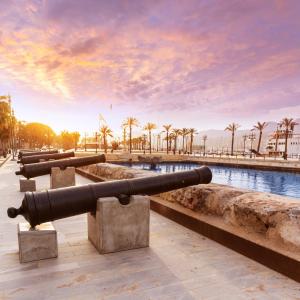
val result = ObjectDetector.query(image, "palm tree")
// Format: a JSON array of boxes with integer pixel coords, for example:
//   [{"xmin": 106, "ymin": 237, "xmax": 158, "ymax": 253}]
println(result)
[
  {"xmin": 172, "ymin": 129, "xmax": 181, "ymax": 154},
  {"xmin": 181, "ymin": 128, "xmax": 189, "ymax": 153},
  {"xmin": 121, "ymin": 123, "xmax": 127, "ymax": 151},
  {"xmin": 163, "ymin": 124, "xmax": 172, "ymax": 154},
  {"xmin": 100, "ymin": 125, "xmax": 113, "ymax": 153},
  {"xmin": 123, "ymin": 117, "xmax": 139, "ymax": 153},
  {"xmin": 143, "ymin": 122, "xmax": 157, "ymax": 154},
  {"xmin": 279, "ymin": 118, "xmax": 298, "ymax": 160},
  {"xmin": 189, "ymin": 128, "xmax": 197, "ymax": 154},
  {"xmin": 72, "ymin": 131, "xmax": 80, "ymax": 151},
  {"xmin": 203, "ymin": 135, "xmax": 207, "ymax": 155},
  {"xmin": 168, "ymin": 132, "xmax": 176, "ymax": 152},
  {"xmin": 225, "ymin": 123, "xmax": 240, "ymax": 156},
  {"xmin": 253, "ymin": 122, "xmax": 268, "ymax": 153}
]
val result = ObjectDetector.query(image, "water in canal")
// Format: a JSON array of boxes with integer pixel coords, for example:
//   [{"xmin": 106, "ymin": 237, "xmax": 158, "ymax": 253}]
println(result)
[{"xmin": 119, "ymin": 162, "xmax": 300, "ymax": 199}]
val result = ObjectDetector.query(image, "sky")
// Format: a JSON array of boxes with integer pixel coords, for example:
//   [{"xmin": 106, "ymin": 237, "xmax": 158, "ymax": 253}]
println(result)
[{"xmin": 0, "ymin": 0, "xmax": 300, "ymax": 136}]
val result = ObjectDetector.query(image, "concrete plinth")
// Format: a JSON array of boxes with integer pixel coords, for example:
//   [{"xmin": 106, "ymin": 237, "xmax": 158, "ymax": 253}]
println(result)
[
  {"xmin": 50, "ymin": 167, "xmax": 75, "ymax": 189},
  {"xmin": 88, "ymin": 196, "xmax": 150, "ymax": 254},
  {"xmin": 19, "ymin": 178, "xmax": 36, "ymax": 192},
  {"xmin": 18, "ymin": 222, "xmax": 58, "ymax": 263}
]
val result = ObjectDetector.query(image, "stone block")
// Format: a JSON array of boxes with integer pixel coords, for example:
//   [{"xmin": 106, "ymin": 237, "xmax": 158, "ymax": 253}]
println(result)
[
  {"xmin": 88, "ymin": 196, "xmax": 150, "ymax": 254},
  {"xmin": 50, "ymin": 167, "xmax": 75, "ymax": 189},
  {"xmin": 18, "ymin": 222, "xmax": 58, "ymax": 263},
  {"xmin": 19, "ymin": 178, "xmax": 36, "ymax": 192}
]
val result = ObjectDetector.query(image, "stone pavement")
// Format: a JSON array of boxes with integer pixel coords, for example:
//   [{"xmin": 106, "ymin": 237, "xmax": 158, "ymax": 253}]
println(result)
[
  {"xmin": 0, "ymin": 155, "xmax": 10, "ymax": 167},
  {"xmin": 0, "ymin": 160, "xmax": 299, "ymax": 299}
]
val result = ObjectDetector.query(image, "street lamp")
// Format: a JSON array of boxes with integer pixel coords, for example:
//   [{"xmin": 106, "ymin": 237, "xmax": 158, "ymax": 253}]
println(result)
[
  {"xmin": 242, "ymin": 135, "xmax": 247, "ymax": 156},
  {"xmin": 202, "ymin": 135, "xmax": 207, "ymax": 156},
  {"xmin": 248, "ymin": 130, "xmax": 256, "ymax": 158}
]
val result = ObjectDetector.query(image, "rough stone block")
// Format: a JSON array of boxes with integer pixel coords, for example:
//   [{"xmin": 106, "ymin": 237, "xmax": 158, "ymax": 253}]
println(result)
[
  {"xmin": 19, "ymin": 178, "xmax": 36, "ymax": 192},
  {"xmin": 50, "ymin": 167, "xmax": 75, "ymax": 189},
  {"xmin": 88, "ymin": 196, "xmax": 150, "ymax": 254},
  {"xmin": 18, "ymin": 222, "xmax": 58, "ymax": 263}
]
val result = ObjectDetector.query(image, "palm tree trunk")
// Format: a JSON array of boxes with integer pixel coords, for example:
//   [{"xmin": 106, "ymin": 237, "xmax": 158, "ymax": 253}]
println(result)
[
  {"xmin": 149, "ymin": 130, "xmax": 152, "ymax": 154},
  {"xmin": 231, "ymin": 132, "xmax": 234, "ymax": 156},
  {"xmin": 284, "ymin": 129, "xmax": 288, "ymax": 160},
  {"xmin": 174, "ymin": 137, "xmax": 177, "ymax": 153},
  {"xmin": 166, "ymin": 132, "xmax": 169, "ymax": 154},
  {"xmin": 104, "ymin": 135, "xmax": 107, "ymax": 153},
  {"xmin": 257, "ymin": 131, "xmax": 262, "ymax": 153},
  {"xmin": 182, "ymin": 136, "xmax": 185, "ymax": 152},
  {"xmin": 129, "ymin": 126, "xmax": 132, "ymax": 153},
  {"xmin": 190, "ymin": 135, "xmax": 193, "ymax": 153}
]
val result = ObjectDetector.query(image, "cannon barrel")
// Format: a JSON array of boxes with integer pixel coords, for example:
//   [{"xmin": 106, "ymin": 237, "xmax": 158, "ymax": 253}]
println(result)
[
  {"xmin": 18, "ymin": 152, "xmax": 75, "ymax": 164},
  {"xmin": 8, "ymin": 166, "xmax": 212, "ymax": 227},
  {"xmin": 18, "ymin": 150, "xmax": 58, "ymax": 159},
  {"xmin": 15, "ymin": 155, "xmax": 106, "ymax": 178}
]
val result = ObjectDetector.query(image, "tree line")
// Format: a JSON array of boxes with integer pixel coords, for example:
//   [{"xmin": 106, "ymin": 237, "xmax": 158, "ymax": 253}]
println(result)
[
  {"xmin": 1, "ymin": 97, "xmax": 298, "ymax": 160},
  {"xmin": 225, "ymin": 118, "xmax": 298, "ymax": 160}
]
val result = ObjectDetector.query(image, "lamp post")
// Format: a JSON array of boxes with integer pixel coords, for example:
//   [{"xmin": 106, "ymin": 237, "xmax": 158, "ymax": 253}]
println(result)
[
  {"xmin": 242, "ymin": 135, "xmax": 247, "ymax": 156},
  {"xmin": 202, "ymin": 135, "xmax": 207, "ymax": 156},
  {"xmin": 275, "ymin": 124, "xmax": 280, "ymax": 154},
  {"xmin": 11, "ymin": 108, "xmax": 16, "ymax": 161},
  {"xmin": 248, "ymin": 130, "xmax": 256, "ymax": 158}
]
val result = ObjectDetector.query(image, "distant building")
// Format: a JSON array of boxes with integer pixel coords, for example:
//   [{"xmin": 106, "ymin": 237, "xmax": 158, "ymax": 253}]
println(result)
[{"xmin": 266, "ymin": 125, "xmax": 300, "ymax": 157}]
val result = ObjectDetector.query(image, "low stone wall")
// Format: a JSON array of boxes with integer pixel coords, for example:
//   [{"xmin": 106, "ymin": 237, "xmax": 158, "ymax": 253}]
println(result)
[
  {"xmin": 80, "ymin": 163, "xmax": 156, "ymax": 180},
  {"xmin": 161, "ymin": 184, "xmax": 300, "ymax": 251},
  {"xmin": 79, "ymin": 163, "xmax": 300, "ymax": 251},
  {"xmin": 75, "ymin": 151, "xmax": 300, "ymax": 172}
]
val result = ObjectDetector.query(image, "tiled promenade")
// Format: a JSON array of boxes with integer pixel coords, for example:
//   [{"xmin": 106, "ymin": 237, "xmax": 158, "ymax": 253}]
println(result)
[{"xmin": 0, "ymin": 159, "xmax": 299, "ymax": 299}]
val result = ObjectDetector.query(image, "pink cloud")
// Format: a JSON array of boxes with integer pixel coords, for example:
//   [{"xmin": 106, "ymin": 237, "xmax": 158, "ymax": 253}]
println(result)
[{"xmin": 0, "ymin": 0, "xmax": 299, "ymax": 129}]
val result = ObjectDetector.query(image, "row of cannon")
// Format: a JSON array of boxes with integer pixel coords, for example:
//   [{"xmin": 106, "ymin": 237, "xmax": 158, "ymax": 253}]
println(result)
[{"xmin": 9, "ymin": 149, "xmax": 212, "ymax": 228}]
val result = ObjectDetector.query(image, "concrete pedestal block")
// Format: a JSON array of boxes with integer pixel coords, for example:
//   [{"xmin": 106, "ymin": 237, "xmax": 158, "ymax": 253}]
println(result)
[
  {"xmin": 19, "ymin": 178, "xmax": 36, "ymax": 192},
  {"xmin": 18, "ymin": 222, "xmax": 58, "ymax": 263},
  {"xmin": 88, "ymin": 196, "xmax": 150, "ymax": 254},
  {"xmin": 50, "ymin": 167, "xmax": 75, "ymax": 189}
]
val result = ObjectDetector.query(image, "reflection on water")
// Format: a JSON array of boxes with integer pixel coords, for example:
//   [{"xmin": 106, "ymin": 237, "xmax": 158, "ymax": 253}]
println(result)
[{"xmin": 120, "ymin": 163, "xmax": 300, "ymax": 199}]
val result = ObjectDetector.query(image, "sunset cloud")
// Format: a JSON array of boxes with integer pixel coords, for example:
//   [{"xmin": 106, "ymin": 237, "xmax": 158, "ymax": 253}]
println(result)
[{"xmin": 0, "ymin": 0, "xmax": 299, "ymax": 132}]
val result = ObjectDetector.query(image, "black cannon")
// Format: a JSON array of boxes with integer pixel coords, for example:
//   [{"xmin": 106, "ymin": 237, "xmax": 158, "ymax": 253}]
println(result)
[
  {"xmin": 15, "ymin": 155, "xmax": 106, "ymax": 179},
  {"xmin": 18, "ymin": 150, "xmax": 59, "ymax": 159},
  {"xmin": 18, "ymin": 152, "xmax": 75, "ymax": 165},
  {"xmin": 8, "ymin": 166, "xmax": 212, "ymax": 227}
]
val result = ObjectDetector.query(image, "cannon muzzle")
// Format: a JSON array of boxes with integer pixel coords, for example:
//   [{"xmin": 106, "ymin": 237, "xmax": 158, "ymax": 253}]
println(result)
[
  {"xmin": 8, "ymin": 166, "xmax": 212, "ymax": 227},
  {"xmin": 15, "ymin": 154, "xmax": 106, "ymax": 178}
]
